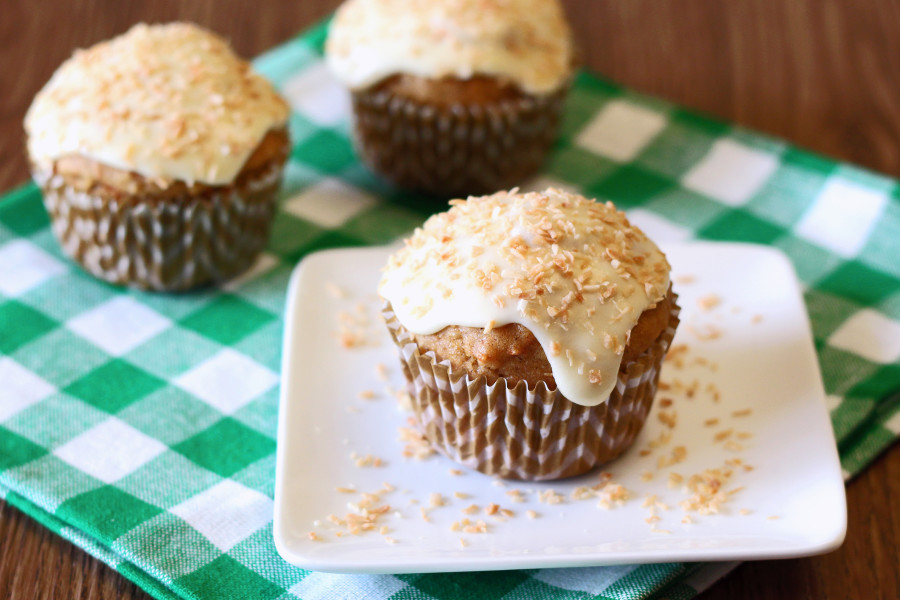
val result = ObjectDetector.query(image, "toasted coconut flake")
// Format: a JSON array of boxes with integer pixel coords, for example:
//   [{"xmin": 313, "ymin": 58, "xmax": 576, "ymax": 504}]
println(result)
[
  {"xmin": 506, "ymin": 489, "xmax": 526, "ymax": 503},
  {"xmin": 668, "ymin": 472, "xmax": 684, "ymax": 489},
  {"xmin": 398, "ymin": 426, "xmax": 435, "ymax": 460},
  {"xmin": 697, "ymin": 294, "xmax": 721, "ymax": 311},
  {"xmin": 595, "ymin": 482, "xmax": 631, "ymax": 509},
  {"xmin": 657, "ymin": 446, "xmax": 687, "ymax": 469},
  {"xmin": 539, "ymin": 489, "xmax": 565, "ymax": 504},
  {"xmin": 325, "ymin": 282, "xmax": 347, "ymax": 299},
  {"xmin": 571, "ymin": 486, "xmax": 595, "ymax": 500},
  {"xmin": 375, "ymin": 362, "xmax": 389, "ymax": 380},
  {"xmin": 658, "ymin": 410, "xmax": 677, "ymax": 429},
  {"xmin": 724, "ymin": 440, "xmax": 744, "ymax": 452},
  {"xmin": 686, "ymin": 323, "xmax": 723, "ymax": 341},
  {"xmin": 462, "ymin": 520, "xmax": 489, "ymax": 534},
  {"xmin": 714, "ymin": 428, "xmax": 734, "ymax": 443}
]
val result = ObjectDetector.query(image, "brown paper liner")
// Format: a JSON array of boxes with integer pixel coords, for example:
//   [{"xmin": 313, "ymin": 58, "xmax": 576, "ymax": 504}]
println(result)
[
  {"xmin": 384, "ymin": 295, "xmax": 680, "ymax": 481},
  {"xmin": 32, "ymin": 159, "xmax": 284, "ymax": 292},
  {"xmin": 351, "ymin": 83, "xmax": 568, "ymax": 198}
]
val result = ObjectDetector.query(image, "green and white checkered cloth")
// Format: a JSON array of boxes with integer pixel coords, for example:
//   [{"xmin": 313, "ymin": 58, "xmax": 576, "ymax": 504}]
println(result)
[{"xmin": 2, "ymin": 19, "xmax": 899, "ymax": 600}]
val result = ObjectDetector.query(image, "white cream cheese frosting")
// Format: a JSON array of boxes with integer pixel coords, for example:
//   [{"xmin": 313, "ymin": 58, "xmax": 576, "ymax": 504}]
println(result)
[
  {"xmin": 325, "ymin": 0, "xmax": 574, "ymax": 95},
  {"xmin": 379, "ymin": 189, "xmax": 671, "ymax": 407},
  {"xmin": 25, "ymin": 23, "xmax": 290, "ymax": 186}
]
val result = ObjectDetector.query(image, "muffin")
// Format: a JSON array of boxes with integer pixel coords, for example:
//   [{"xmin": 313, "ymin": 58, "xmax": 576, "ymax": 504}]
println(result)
[
  {"xmin": 326, "ymin": 0, "xmax": 574, "ymax": 197},
  {"xmin": 379, "ymin": 189, "xmax": 680, "ymax": 480},
  {"xmin": 24, "ymin": 23, "xmax": 290, "ymax": 291}
]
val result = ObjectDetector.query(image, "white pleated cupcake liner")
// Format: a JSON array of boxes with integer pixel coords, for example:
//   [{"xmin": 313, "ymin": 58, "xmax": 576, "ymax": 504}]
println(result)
[
  {"xmin": 33, "ymin": 160, "xmax": 284, "ymax": 291},
  {"xmin": 351, "ymin": 83, "xmax": 568, "ymax": 197},
  {"xmin": 384, "ymin": 295, "xmax": 680, "ymax": 481}
]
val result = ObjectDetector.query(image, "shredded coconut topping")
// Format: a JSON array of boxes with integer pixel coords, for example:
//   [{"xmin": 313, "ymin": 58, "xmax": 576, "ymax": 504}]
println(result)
[
  {"xmin": 379, "ymin": 188, "xmax": 671, "ymax": 406},
  {"xmin": 325, "ymin": 0, "xmax": 573, "ymax": 94},
  {"xmin": 25, "ymin": 23, "xmax": 289, "ymax": 185}
]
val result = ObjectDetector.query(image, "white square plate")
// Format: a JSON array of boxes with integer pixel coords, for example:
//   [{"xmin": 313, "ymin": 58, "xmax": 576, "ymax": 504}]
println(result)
[{"xmin": 274, "ymin": 242, "xmax": 846, "ymax": 573}]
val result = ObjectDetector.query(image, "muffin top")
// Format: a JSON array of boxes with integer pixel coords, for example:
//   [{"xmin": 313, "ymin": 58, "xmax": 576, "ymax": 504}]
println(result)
[
  {"xmin": 325, "ymin": 0, "xmax": 574, "ymax": 95},
  {"xmin": 379, "ymin": 189, "xmax": 671, "ymax": 406},
  {"xmin": 25, "ymin": 23, "xmax": 290, "ymax": 186}
]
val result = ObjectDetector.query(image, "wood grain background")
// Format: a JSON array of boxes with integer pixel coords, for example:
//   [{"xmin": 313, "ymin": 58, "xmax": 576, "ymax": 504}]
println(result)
[{"xmin": 1, "ymin": 1, "xmax": 898, "ymax": 598}]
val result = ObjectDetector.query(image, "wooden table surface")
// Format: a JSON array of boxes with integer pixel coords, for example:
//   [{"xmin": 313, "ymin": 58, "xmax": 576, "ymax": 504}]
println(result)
[{"xmin": 1, "ymin": 1, "xmax": 898, "ymax": 598}]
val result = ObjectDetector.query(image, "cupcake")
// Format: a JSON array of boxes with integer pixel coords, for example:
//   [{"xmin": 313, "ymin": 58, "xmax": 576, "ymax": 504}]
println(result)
[
  {"xmin": 379, "ymin": 189, "xmax": 680, "ymax": 481},
  {"xmin": 24, "ymin": 23, "xmax": 290, "ymax": 291},
  {"xmin": 326, "ymin": 0, "xmax": 574, "ymax": 197}
]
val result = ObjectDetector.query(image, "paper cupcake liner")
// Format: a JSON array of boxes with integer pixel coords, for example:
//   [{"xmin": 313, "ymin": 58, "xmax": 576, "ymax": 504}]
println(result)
[
  {"xmin": 384, "ymin": 296, "xmax": 680, "ymax": 481},
  {"xmin": 32, "ymin": 160, "xmax": 284, "ymax": 291},
  {"xmin": 351, "ymin": 84, "xmax": 568, "ymax": 197}
]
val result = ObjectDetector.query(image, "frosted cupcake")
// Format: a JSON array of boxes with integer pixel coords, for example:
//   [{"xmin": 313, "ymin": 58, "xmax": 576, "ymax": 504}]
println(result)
[
  {"xmin": 326, "ymin": 0, "xmax": 574, "ymax": 197},
  {"xmin": 25, "ymin": 23, "xmax": 290, "ymax": 291},
  {"xmin": 380, "ymin": 189, "xmax": 680, "ymax": 480}
]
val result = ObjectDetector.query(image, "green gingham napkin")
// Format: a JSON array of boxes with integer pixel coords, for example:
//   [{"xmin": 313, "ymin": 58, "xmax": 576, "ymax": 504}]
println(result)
[{"xmin": 2, "ymin": 19, "xmax": 899, "ymax": 600}]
